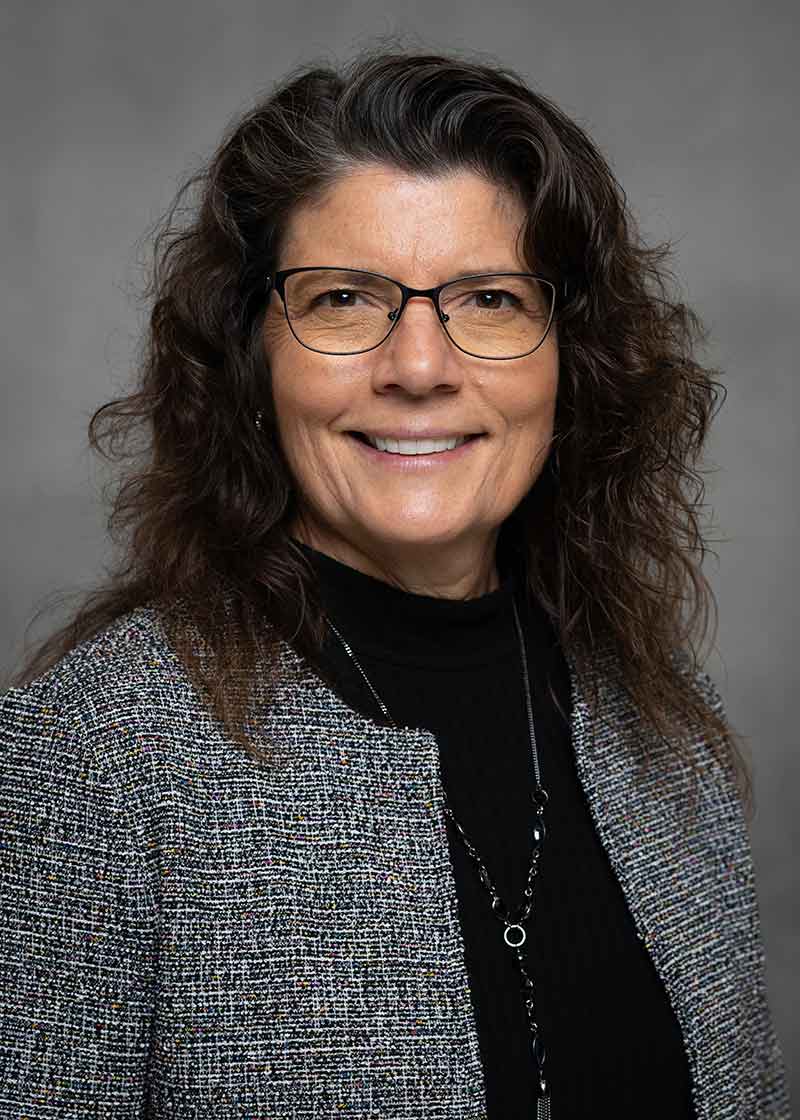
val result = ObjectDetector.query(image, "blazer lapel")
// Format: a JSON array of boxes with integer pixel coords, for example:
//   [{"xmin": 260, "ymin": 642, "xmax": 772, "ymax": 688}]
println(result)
[{"xmin": 563, "ymin": 644, "xmax": 744, "ymax": 1119}]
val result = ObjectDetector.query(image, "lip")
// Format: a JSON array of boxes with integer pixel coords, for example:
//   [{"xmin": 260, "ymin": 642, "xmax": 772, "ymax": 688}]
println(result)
[{"xmin": 347, "ymin": 431, "xmax": 486, "ymax": 469}]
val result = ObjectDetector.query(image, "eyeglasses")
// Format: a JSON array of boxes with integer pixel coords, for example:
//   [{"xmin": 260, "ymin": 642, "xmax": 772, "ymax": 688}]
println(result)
[{"xmin": 265, "ymin": 267, "xmax": 558, "ymax": 360}]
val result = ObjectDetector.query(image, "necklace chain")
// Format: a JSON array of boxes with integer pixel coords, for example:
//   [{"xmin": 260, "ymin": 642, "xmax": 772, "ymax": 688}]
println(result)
[{"xmin": 325, "ymin": 596, "xmax": 552, "ymax": 1115}]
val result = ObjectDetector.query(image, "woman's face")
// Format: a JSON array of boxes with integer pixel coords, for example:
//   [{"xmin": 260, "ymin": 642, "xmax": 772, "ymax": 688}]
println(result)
[{"xmin": 263, "ymin": 164, "xmax": 559, "ymax": 592}]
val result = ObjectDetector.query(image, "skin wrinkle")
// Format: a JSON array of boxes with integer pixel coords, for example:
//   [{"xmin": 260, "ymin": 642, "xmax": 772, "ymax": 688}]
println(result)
[{"xmin": 263, "ymin": 164, "xmax": 559, "ymax": 600}]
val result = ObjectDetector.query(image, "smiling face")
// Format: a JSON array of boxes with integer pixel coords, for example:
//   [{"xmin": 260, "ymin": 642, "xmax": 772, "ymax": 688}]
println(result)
[{"xmin": 262, "ymin": 164, "xmax": 559, "ymax": 596}]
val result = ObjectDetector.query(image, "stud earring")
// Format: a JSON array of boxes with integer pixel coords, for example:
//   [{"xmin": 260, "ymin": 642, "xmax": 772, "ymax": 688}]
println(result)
[{"xmin": 255, "ymin": 410, "xmax": 263, "ymax": 431}]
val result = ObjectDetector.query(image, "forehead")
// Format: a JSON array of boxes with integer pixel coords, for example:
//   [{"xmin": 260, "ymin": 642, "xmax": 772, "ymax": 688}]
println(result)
[{"xmin": 278, "ymin": 164, "xmax": 529, "ymax": 278}]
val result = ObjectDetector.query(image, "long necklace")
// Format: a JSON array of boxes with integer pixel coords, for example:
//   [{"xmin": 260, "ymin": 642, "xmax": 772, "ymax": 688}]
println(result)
[{"xmin": 325, "ymin": 596, "xmax": 552, "ymax": 1119}]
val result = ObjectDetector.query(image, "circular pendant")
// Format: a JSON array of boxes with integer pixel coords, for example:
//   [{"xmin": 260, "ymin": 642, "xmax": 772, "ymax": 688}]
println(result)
[{"xmin": 503, "ymin": 923, "xmax": 526, "ymax": 948}]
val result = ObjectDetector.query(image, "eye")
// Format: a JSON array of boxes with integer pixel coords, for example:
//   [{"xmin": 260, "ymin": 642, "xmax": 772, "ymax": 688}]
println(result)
[
  {"xmin": 472, "ymin": 289, "xmax": 520, "ymax": 310},
  {"xmin": 316, "ymin": 289, "xmax": 362, "ymax": 308}
]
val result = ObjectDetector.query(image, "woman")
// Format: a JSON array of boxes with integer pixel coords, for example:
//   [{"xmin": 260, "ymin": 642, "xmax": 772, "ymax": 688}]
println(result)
[{"xmin": 0, "ymin": 48, "xmax": 790, "ymax": 1120}]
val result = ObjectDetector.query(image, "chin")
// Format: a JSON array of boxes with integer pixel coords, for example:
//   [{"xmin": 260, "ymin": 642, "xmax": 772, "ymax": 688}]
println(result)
[{"xmin": 356, "ymin": 522, "xmax": 485, "ymax": 552}]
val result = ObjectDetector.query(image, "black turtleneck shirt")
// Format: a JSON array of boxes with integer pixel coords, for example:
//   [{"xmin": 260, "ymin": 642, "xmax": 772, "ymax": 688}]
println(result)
[{"xmin": 295, "ymin": 540, "xmax": 696, "ymax": 1119}]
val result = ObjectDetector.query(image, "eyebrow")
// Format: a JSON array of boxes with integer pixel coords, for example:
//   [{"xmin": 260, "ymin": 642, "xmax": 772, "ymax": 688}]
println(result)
[
  {"xmin": 306, "ymin": 264, "xmax": 530, "ymax": 280},
  {"xmin": 448, "ymin": 265, "xmax": 527, "ymax": 277}
]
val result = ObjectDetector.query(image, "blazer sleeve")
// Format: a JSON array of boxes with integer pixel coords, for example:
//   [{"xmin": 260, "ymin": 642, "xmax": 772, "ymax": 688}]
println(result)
[
  {"xmin": 692, "ymin": 666, "xmax": 793, "ymax": 1120},
  {"xmin": 0, "ymin": 682, "xmax": 158, "ymax": 1118}
]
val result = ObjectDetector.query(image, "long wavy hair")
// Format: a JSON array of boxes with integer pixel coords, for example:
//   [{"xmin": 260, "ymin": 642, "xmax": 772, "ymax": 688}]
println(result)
[{"xmin": 9, "ymin": 46, "xmax": 753, "ymax": 817}]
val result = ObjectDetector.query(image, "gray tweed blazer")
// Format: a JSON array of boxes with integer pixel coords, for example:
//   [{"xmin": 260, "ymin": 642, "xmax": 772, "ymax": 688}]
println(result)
[{"xmin": 0, "ymin": 605, "xmax": 790, "ymax": 1119}]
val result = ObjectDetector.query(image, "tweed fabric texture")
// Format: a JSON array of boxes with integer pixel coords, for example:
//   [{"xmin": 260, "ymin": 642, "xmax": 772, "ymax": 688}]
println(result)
[{"xmin": 0, "ymin": 605, "xmax": 790, "ymax": 1119}]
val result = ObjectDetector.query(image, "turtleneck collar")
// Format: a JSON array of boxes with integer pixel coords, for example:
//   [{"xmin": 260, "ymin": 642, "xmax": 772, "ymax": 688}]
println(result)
[{"xmin": 292, "ymin": 538, "xmax": 554, "ymax": 670}]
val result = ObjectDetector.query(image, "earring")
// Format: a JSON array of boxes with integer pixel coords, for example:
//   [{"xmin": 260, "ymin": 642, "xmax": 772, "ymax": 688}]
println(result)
[{"xmin": 255, "ymin": 410, "xmax": 263, "ymax": 431}]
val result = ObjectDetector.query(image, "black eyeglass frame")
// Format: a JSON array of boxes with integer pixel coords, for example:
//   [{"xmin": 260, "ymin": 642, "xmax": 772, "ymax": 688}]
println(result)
[{"xmin": 265, "ymin": 266, "xmax": 562, "ymax": 360}]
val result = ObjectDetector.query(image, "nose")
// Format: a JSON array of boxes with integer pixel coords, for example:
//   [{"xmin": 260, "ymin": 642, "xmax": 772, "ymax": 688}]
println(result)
[{"xmin": 370, "ymin": 294, "xmax": 463, "ymax": 396}]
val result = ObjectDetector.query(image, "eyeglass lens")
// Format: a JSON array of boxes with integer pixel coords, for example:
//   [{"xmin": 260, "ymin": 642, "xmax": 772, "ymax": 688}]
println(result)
[{"xmin": 281, "ymin": 269, "xmax": 554, "ymax": 358}]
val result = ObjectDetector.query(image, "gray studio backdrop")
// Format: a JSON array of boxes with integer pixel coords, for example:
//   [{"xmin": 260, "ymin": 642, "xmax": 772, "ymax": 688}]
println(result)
[{"xmin": 2, "ymin": 0, "xmax": 797, "ymax": 1100}]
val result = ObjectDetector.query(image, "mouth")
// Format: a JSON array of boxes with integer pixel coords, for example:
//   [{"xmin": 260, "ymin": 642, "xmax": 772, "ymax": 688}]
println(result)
[{"xmin": 347, "ymin": 432, "xmax": 485, "ymax": 455}]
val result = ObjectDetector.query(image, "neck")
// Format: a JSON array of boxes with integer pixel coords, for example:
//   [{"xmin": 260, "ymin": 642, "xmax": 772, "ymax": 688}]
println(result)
[{"xmin": 289, "ymin": 521, "xmax": 500, "ymax": 600}]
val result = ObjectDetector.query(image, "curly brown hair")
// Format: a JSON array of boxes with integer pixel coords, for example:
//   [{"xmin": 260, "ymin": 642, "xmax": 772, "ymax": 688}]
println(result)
[{"xmin": 8, "ymin": 46, "xmax": 752, "ymax": 819}]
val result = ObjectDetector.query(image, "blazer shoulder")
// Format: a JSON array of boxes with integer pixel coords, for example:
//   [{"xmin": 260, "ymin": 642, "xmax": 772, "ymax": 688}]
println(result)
[
  {"xmin": 4, "ymin": 604, "xmax": 180, "ymax": 705},
  {"xmin": 667, "ymin": 645, "xmax": 726, "ymax": 713},
  {"xmin": 0, "ymin": 605, "xmax": 202, "ymax": 781},
  {"xmin": 666, "ymin": 646, "xmax": 747, "ymax": 803}
]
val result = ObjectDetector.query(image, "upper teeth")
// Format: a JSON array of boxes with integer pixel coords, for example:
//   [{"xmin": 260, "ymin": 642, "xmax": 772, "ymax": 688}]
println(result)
[{"xmin": 366, "ymin": 435, "xmax": 470, "ymax": 454}]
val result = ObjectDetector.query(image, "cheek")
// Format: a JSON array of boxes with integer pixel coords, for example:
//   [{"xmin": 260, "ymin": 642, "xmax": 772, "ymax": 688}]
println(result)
[
  {"xmin": 500, "ymin": 355, "xmax": 559, "ymax": 486},
  {"xmin": 266, "ymin": 316, "xmax": 372, "ymax": 447},
  {"xmin": 501, "ymin": 348, "xmax": 559, "ymax": 438},
  {"xmin": 268, "ymin": 342, "xmax": 333, "ymax": 446},
  {"xmin": 268, "ymin": 357, "xmax": 359, "ymax": 495}
]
